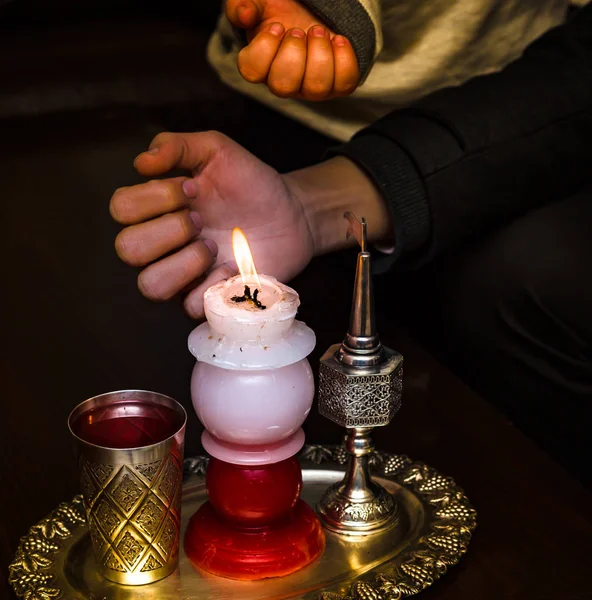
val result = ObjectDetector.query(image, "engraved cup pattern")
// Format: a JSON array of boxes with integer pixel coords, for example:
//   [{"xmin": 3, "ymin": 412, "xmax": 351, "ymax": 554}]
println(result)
[
  {"xmin": 69, "ymin": 390, "xmax": 186, "ymax": 586},
  {"xmin": 80, "ymin": 456, "xmax": 182, "ymax": 580}
]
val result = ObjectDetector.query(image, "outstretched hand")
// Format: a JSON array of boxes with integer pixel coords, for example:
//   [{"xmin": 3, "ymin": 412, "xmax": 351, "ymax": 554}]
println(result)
[
  {"xmin": 226, "ymin": 0, "xmax": 360, "ymax": 100},
  {"xmin": 110, "ymin": 132, "xmax": 315, "ymax": 319}
]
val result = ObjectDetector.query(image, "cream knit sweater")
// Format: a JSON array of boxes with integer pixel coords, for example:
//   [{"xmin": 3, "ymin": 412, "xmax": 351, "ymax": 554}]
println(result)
[{"xmin": 207, "ymin": 1, "xmax": 584, "ymax": 141}]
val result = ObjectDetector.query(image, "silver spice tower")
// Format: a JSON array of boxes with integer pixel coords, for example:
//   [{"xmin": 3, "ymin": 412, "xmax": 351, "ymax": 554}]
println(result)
[{"xmin": 317, "ymin": 213, "xmax": 404, "ymax": 535}]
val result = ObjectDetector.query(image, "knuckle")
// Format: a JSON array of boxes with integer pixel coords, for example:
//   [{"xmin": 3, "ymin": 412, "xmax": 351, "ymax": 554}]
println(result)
[
  {"xmin": 307, "ymin": 51, "xmax": 333, "ymax": 68},
  {"xmin": 143, "ymin": 179, "xmax": 180, "ymax": 211},
  {"xmin": 141, "ymin": 178, "xmax": 165, "ymax": 201},
  {"xmin": 145, "ymin": 178, "xmax": 164, "ymax": 192},
  {"xmin": 158, "ymin": 180, "xmax": 176, "ymax": 207},
  {"xmin": 173, "ymin": 211, "xmax": 195, "ymax": 241},
  {"xmin": 202, "ymin": 130, "xmax": 228, "ymax": 146},
  {"xmin": 240, "ymin": 65, "xmax": 266, "ymax": 83},
  {"xmin": 303, "ymin": 81, "xmax": 331, "ymax": 100},
  {"xmin": 138, "ymin": 270, "xmax": 168, "ymax": 301},
  {"xmin": 110, "ymin": 188, "xmax": 136, "ymax": 223},
  {"xmin": 268, "ymin": 79, "xmax": 298, "ymax": 98},
  {"xmin": 114, "ymin": 230, "xmax": 143, "ymax": 266},
  {"xmin": 238, "ymin": 54, "xmax": 266, "ymax": 83},
  {"xmin": 150, "ymin": 131, "xmax": 174, "ymax": 148},
  {"xmin": 188, "ymin": 242, "xmax": 210, "ymax": 270},
  {"xmin": 335, "ymin": 82, "xmax": 358, "ymax": 96},
  {"xmin": 183, "ymin": 296, "xmax": 201, "ymax": 320}
]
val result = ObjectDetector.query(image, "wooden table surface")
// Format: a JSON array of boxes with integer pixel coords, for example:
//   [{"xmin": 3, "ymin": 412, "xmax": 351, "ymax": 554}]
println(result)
[{"xmin": 1, "ymin": 103, "xmax": 591, "ymax": 600}]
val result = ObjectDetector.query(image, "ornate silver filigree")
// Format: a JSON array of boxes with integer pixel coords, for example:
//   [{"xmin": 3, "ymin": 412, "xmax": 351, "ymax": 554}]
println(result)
[
  {"xmin": 318, "ymin": 353, "xmax": 403, "ymax": 428},
  {"xmin": 320, "ymin": 479, "xmax": 396, "ymax": 526},
  {"xmin": 305, "ymin": 445, "xmax": 477, "ymax": 599}
]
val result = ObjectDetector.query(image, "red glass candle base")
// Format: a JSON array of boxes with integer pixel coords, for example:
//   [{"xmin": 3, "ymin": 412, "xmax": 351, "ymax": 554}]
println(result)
[
  {"xmin": 184, "ymin": 457, "xmax": 325, "ymax": 580},
  {"xmin": 184, "ymin": 499, "xmax": 325, "ymax": 580},
  {"xmin": 206, "ymin": 456, "xmax": 303, "ymax": 527}
]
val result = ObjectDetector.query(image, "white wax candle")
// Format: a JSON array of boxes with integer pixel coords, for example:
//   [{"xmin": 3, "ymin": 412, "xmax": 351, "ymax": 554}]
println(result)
[
  {"xmin": 190, "ymin": 273, "xmax": 315, "ymax": 370},
  {"xmin": 204, "ymin": 274, "xmax": 300, "ymax": 342}
]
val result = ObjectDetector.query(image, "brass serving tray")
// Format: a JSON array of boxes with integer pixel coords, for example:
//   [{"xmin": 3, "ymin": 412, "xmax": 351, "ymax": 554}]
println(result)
[{"xmin": 9, "ymin": 445, "xmax": 476, "ymax": 600}]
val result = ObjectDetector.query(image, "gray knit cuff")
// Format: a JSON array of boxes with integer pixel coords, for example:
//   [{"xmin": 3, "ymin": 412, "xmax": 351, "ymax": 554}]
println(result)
[
  {"xmin": 299, "ymin": 0, "xmax": 376, "ymax": 80},
  {"xmin": 326, "ymin": 133, "xmax": 430, "ymax": 274}
]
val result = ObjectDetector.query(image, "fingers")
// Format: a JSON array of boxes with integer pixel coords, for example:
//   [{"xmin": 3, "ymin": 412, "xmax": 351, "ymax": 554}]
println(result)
[
  {"xmin": 115, "ymin": 209, "xmax": 201, "ymax": 267},
  {"xmin": 138, "ymin": 239, "xmax": 218, "ymax": 302},
  {"xmin": 332, "ymin": 35, "xmax": 360, "ymax": 96},
  {"xmin": 110, "ymin": 177, "xmax": 190, "ymax": 225},
  {"xmin": 301, "ymin": 26, "xmax": 334, "ymax": 101},
  {"xmin": 267, "ymin": 28, "xmax": 307, "ymax": 98},
  {"xmin": 232, "ymin": 14, "xmax": 357, "ymax": 100},
  {"xmin": 226, "ymin": 0, "xmax": 262, "ymax": 29},
  {"xmin": 184, "ymin": 262, "xmax": 239, "ymax": 319},
  {"xmin": 238, "ymin": 23, "xmax": 284, "ymax": 83}
]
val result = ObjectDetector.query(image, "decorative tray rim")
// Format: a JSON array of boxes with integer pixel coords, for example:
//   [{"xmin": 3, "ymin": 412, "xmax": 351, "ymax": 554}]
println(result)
[{"xmin": 9, "ymin": 444, "xmax": 477, "ymax": 600}]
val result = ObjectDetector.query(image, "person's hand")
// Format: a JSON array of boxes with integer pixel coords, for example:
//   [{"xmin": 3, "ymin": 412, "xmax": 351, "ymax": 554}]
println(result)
[
  {"xmin": 226, "ymin": 0, "xmax": 359, "ymax": 100},
  {"xmin": 110, "ymin": 132, "xmax": 392, "ymax": 319},
  {"xmin": 110, "ymin": 132, "xmax": 315, "ymax": 319}
]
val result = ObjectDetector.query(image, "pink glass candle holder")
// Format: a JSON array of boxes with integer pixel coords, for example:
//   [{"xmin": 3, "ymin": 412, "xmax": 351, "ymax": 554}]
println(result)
[{"xmin": 184, "ymin": 272, "xmax": 325, "ymax": 580}]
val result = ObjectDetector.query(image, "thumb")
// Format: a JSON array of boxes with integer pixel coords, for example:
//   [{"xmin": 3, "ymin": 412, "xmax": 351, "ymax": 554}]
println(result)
[
  {"xmin": 184, "ymin": 262, "xmax": 239, "ymax": 320},
  {"xmin": 133, "ymin": 131, "xmax": 231, "ymax": 177},
  {"xmin": 226, "ymin": 0, "xmax": 263, "ymax": 29}
]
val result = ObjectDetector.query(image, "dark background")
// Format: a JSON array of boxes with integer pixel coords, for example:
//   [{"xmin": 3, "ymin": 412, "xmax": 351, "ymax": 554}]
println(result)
[{"xmin": 1, "ymin": 3, "xmax": 591, "ymax": 600}]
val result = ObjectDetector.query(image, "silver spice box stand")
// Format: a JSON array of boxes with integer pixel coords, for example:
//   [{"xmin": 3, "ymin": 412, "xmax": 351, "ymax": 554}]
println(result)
[{"xmin": 317, "ymin": 213, "xmax": 404, "ymax": 536}]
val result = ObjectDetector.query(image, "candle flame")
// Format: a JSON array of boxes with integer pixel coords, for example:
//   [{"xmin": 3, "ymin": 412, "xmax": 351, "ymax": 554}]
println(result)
[{"xmin": 232, "ymin": 228, "xmax": 262, "ymax": 289}]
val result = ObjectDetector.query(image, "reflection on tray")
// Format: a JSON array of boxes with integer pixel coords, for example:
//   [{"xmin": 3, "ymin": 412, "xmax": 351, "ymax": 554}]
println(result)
[{"xmin": 9, "ymin": 448, "xmax": 476, "ymax": 600}]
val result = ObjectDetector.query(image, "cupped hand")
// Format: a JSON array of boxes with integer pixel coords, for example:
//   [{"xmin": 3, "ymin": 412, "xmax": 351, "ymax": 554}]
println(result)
[
  {"xmin": 226, "ymin": 0, "xmax": 359, "ymax": 100},
  {"xmin": 110, "ymin": 132, "xmax": 315, "ymax": 319}
]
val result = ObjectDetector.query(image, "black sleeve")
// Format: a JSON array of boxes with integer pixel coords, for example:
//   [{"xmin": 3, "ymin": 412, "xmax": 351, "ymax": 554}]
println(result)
[{"xmin": 329, "ymin": 5, "xmax": 592, "ymax": 273}]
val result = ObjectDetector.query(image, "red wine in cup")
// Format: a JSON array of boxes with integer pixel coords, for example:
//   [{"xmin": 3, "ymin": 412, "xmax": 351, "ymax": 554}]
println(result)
[{"xmin": 71, "ymin": 402, "xmax": 182, "ymax": 449}]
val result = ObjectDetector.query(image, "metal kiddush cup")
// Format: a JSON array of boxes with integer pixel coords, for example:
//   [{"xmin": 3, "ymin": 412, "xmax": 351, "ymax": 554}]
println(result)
[
  {"xmin": 68, "ymin": 390, "xmax": 187, "ymax": 585},
  {"xmin": 318, "ymin": 213, "xmax": 404, "ymax": 535}
]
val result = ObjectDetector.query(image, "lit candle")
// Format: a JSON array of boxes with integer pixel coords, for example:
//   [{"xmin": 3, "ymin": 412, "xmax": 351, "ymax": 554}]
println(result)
[
  {"xmin": 185, "ymin": 229, "xmax": 324, "ymax": 580},
  {"xmin": 189, "ymin": 229, "xmax": 314, "ymax": 370},
  {"xmin": 188, "ymin": 229, "xmax": 316, "ymax": 462}
]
